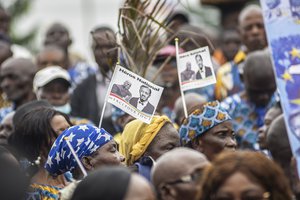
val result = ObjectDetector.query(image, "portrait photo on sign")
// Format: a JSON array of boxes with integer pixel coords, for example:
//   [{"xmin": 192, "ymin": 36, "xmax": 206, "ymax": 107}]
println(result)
[
  {"xmin": 177, "ymin": 46, "xmax": 216, "ymax": 91},
  {"xmin": 107, "ymin": 65, "xmax": 163, "ymax": 124},
  {"xmin": 111, "ymin": 80, "xmax": 132, "ymax": 102}
]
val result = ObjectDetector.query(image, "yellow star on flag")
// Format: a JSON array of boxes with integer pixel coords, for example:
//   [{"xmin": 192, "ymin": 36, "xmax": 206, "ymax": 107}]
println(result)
[
  {"xmin": 282, "ymin": 70, "xmax": 293, "ymax": 82},
  {"xmin": 290, "ymin": 99, "xmax": 300, "ymax": 105},
  {"xmin": 290, "ymin": 47, "xmax": 300, "ymax": 59}
]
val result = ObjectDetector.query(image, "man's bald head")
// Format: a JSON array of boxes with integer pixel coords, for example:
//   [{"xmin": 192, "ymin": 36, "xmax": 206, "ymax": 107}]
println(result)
[
  {"xmin": 151, "ymin": 147, "xmax": 209, "ymax": 200},
  {"xmin": 267, "ymin": 115, "xmax": 292, "ymax": 165},
  {"xmin": 1, "ymin": 58, "xmax": 37, "ymax": 75},
  {"xmin": 0, "ymin": 58, "xmax": 37, "ymax": 104},
  {"xmin": 243, "ymin": 50, "xmax": 276, "ymax": 107}
]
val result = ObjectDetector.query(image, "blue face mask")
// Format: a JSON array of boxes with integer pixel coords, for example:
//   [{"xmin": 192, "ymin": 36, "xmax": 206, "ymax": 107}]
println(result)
[{"xmin": 53, "ymin": 103, "xmax": 71, "ymax": 114}]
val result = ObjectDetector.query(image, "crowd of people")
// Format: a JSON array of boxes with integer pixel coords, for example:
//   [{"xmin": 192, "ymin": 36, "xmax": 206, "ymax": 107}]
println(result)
[{"xmin": 0, "ymin": 2, "xmax": 299, "ymax": 200}]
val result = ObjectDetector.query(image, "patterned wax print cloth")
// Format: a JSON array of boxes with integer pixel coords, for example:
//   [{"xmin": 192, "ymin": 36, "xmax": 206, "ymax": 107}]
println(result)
[
  {"xmin": 179, "ymin": 101, "xmax": 231, "ymax": 145},
  {"xmin": 221, "ymin": 93, "xmax": 275, "ymax": 149}
]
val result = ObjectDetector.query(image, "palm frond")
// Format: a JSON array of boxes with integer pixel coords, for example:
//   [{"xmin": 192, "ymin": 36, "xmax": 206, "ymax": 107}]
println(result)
[{"xmin": 118, "ymin": 0, "xmax": 179, "ymax": 78}]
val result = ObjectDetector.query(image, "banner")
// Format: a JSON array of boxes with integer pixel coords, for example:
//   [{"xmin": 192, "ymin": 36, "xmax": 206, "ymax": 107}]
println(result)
[
  {"xmin": 107, "ymin": 65, "xmax": 163, "ymax": 124},
  {"xmin": 260, "ymin": 0, "xmax": 300, "ymax": 173},
  {"xmin": 177, "ymin": 46, "xmax": 216, "ymax": 91}
]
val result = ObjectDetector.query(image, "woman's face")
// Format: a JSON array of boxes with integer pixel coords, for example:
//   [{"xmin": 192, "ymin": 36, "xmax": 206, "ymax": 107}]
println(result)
[
  {"xmin": 50, "ymin": 114, "xmax": 71, "ymax": 136},
  {"xmin": 89, "ymin": 140, "xmax": 125, "ymax": 169},
  {"xmin": 213, "ymin": 172, "xmax": 269, "ymax": 200},
  {"xmin": 198, "ymin": 121, "xmax": 237, "ymax": 161}
]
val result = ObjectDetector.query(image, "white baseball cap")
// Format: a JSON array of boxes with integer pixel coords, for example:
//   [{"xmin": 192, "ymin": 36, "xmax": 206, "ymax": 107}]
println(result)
[{"xmin": 33, "ymin": 66, "xmax": 71, "ymax": 93}]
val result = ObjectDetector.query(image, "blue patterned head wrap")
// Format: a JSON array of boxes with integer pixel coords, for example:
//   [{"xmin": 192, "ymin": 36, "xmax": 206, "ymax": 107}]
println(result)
[
  {"xmin": 179, "ymin": 101, "xmax": 231, "ymax": 145},
  {"xmin": 45, "ymin": 124, "xmax": 113, "ymax": 176}
]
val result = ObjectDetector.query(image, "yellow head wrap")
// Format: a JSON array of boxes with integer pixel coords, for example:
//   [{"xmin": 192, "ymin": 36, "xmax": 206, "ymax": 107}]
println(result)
[{"xmin": 119, "ymin": 115, "xmax": 171, "ymax": 166}]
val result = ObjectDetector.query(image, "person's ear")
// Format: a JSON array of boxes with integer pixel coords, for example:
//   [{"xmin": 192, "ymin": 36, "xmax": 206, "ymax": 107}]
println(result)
[
  {"xmin": 81, "ymin": 156, "xmax": 93, "ymax": 170},
  {"xmin": 159, "ymin": 184, "xmax": 177, "ymax": 200}
]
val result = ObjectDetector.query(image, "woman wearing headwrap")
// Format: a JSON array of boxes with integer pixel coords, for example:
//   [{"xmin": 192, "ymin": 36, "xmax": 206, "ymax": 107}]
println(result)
[
  {"xmin": 119, "ymin": 115, "xmax": 180, "ymax": 180},
  {"xmin": 45, "ymin": 124, "xmax": 125, "ymax": 200},
  {"xmin": 71, "ymin": 166, "xmax": 155, "ymax": 200},
  {"xmin": 179, "ymin": 101, "xmax": 236, "ymax": 161},
  {"xmin": 45, "ymin": 124, "xmax": 125, "ymax": 179}
]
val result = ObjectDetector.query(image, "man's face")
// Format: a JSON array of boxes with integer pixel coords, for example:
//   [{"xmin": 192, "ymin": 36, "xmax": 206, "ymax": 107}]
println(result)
[
  {"xmin": 239, "ymin": 12, "xmax": 267, "ymax": 52},
  {"xmin": 244, "ymin": 72, "xmax": 276, "ymax": 107},
  {"xmin": 257, "ymin": 107, "xmax": 281, "ymax": 149},
  {"xmin": 36, "ymin": 50, "xmax": 66, "ymax": 70},
  {"xmin": 195, "ymin": 55, "xmax": 203, "ymax": 69},
  {"xmin": 0, "ymin": 63, "xmax": 33, "ymax": 102},
  {"xmin": 39, "ymin": 79, "xmax": 70, "ymax": 106},
  {"xmin": 92, "ymin": 30, "xmax": 117, "ymax": 73},
  {"xmin": 186, "ymin": 62, "xmax": 191, "ymax": 70},
  {"xmin": 45, "ymin": 24, "xmax": 71, "ymax": 50},
  {"xmin": 124, "ymin": 81, "xmax": 131, "ymax": 90},
  {"xmin": 222, "ymin": 31, "xmax": 241, "ymax": 61},
  {"xmin": 139, "ymin": 86, "xmax": 151, "ymax": 102},
  {"xmin": 167, "ymin": 159, "xmax": 209, "ymax": 200}
]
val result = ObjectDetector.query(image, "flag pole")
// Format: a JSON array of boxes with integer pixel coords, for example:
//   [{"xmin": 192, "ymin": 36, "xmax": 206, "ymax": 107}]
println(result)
[
  {"xmin": 64, "ymin": 137, "xmax": 88, "ymax": 177},
  {"xmin": 175, "ymin": 38, "xmax": 188, "ymax": 118},
  {"xmin": 98, "ymin": 63, "xmax": 120, "ymax": 128}
]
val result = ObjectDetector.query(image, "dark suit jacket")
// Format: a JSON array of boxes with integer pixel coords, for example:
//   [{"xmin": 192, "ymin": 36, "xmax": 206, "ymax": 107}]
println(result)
[
  {"xmin": 129, "ymin": 97, "xmax": 154, "ymax": 115},
  {"xmin": 70, "ymin": 74, "xmax": 116, "ymax": 134},
  {"xmin": 111, "ymin": 84, "xmax": 131, "ymax": 98},
  {"xmin": 196, "ymin": 66, "xmax": 212, "ymax": 79}
]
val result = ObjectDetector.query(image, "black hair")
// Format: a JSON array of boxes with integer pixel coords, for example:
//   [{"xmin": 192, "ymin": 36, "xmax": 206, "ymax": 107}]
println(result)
[
  {"xmin": 71, "ymin": 167, "xmax": 131, "ymax": 200},
  {"xmin": 0, "ymin": 145, "xmax": 28, "ymax": 200},
  {"xmin": 166, "ymin": 12, "xmax": 189, "ymax": 25},
  {"xmin": 13, "ymin": 100, "xmax": 52, "ymax": 127},
  {"xmin": 9, "ymin": 107, "xmax": 72, "ymax": 176},
  {"xmin": 140, "ymin": 85, "xmax": 152, "ymax": 96},
  {"xmin": 195, "ymin": 54, "xmax": 203, "ymax": 60},
  {"xmin": 91, "ymin": 26, "xmax": 114, "ymax": 35}
]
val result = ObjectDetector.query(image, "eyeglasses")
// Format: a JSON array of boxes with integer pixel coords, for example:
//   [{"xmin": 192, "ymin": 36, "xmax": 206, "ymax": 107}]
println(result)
[
  {"xmin": 164, "ymin": 168, "xmax": 203, "ymax": 185},
  {"xmin": 211, "ymin": 191, "xmax": 270, "ymax": 200}
]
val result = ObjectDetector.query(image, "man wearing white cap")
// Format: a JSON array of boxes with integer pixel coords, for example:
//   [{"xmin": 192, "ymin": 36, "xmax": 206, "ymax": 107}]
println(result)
[
  {"xmin": 34, "ymin": 66, "xmax": 71, "ymax": 113},
  {"xmin": 33, "ymin": 66, "xmax": 92, "ymax": 125}
]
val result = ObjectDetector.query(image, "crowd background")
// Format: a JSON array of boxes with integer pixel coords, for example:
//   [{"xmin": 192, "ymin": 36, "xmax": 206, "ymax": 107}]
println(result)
[{"xmin": 0, "ymin": 0, "xmax": 299, "ymax": 200}]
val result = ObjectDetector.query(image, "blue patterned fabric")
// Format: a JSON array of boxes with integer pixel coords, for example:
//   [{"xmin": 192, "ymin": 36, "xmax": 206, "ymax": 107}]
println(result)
[
  {"xmin": 45, "ymin": 124, "xmax": 113, "ymax": 176},
  {"xmin": 68, "ymin": 61, "xmax": 97, "ymax": 89},
  {"xmin": 179, "ymin": 101, "xmax": 231, "ymax": 145},
  {"xmin": 221, "ymin": 93, "xmax": 275, "ymax": 149},
  {"xmin": 0, "ymin": 106, "xmax": 13, "ymax": 123},
  {"xmin": 189, "ymin": 84, "xmax": 215, "ymax": 102}
]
